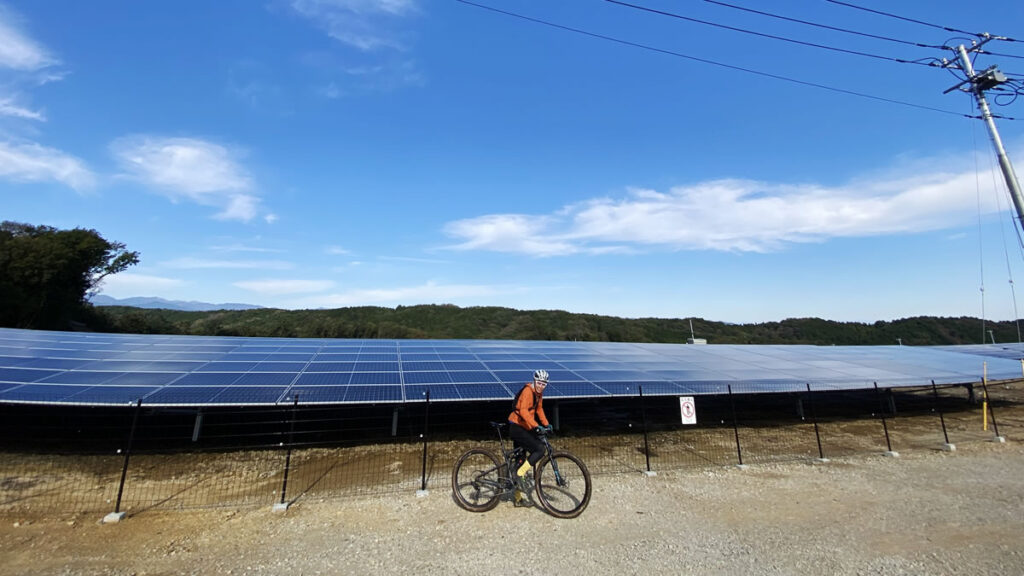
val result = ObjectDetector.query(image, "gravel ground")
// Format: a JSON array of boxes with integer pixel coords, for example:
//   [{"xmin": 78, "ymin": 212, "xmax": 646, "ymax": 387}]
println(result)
[{"xmin": 2, "ymin": 439, "xmax": 1022, "ymax": 575}]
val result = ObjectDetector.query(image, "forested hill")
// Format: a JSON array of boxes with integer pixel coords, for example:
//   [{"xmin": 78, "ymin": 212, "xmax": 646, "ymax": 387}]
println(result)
[{"xmin": 88, "ymin": 304, "xmax": 1021, "ymax": 346}]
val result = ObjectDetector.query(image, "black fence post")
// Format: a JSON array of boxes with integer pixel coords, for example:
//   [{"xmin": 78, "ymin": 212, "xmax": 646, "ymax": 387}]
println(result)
[
  {"xmin": 419, "ymin": 389, "xmax": 431, "ymax": 494},
  {"xmin": 728, "ymin": 385, "xmax": 745, "ymax": 467},
  {"xmin": 873, "ymin": 382, "xmax": 897, "ymax": 456},
  {"xmin": 639, "ymin": 386, "xmax": 653, "ymax": 474},
  {"xmin": 805, "ymin": 384, "xmax": 827, "ymax": 462},
  {"xmin": 931, "ymin": 380, "xmax": 955, "ymax": 450},
  {"xmin": 276, "ymin": 395, "xmax": 299, "ymax": 511},
  {"xmin": 109, "ymin": 398, "xmax": 143, "ymax": 520}
]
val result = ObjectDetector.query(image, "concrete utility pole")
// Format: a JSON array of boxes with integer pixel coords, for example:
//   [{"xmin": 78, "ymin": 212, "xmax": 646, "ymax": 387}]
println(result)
[{"xmin": 946, "ymin": 37, "xmax": 1024, "ymax": 235}]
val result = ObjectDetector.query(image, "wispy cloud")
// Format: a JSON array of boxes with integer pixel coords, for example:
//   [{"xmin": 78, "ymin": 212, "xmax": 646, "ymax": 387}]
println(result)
[
  {"xmin": 211, "ymin": 243, "xmax": 286, "ymax": 254},
  {"xmin": 285, "ymin": 280, "xmax": 506, "ymax": 308},
  {"xmin": 0, "ymin": 140, "xmax": 94, "ymax": 190},
  {"xmin": 317, "ymin": 82, "xmax": 342, "ymax": 99},
  {"xmin": 0, "ymin": 6, "xmax": 89, "ymax": 193},
  {"xmin": 288, "ymin": 0, "xmax": 423, "ymax": 94},
  {"xmin": 110, "ymin": 135, "xmax": 272, "ymax": 222},
  {"xmin": 226, "ymin": 61, "xmax": 293, "ymax": 115},
  {"xmin": 0, "ymin": 5, "xmax": 63, "ymax": 115},
  {"xmin": 289, "ymin": 0, "xmax": 418, "ymax": 51},
  {"xmin": 234, "ymin": 279, "xmax": 335, "ymax": 295},
  {"xmin": 98, "ymin": 273, "xmax": 186, "ymax": 296},
  {"xmin": 325, "ymin": 245, "xmax": 351, "ymax": 255},
  {"xmin": 0, "ymin": 96, "xmax": 44, "ymax": 120},
  {"xmin": 444, "ymin": 166, "xmax": 1007, "ymax": 256},
  {"xmin": 0, "ymin": 5, "xmax": 57, "ymax": 71},
  {"xmin": 162, "ymin": 257, "xmax": 294, "ymax": 270},
  {"xmin": 378, "ymin": 255, "xmax": 453, "ymax": 265}
]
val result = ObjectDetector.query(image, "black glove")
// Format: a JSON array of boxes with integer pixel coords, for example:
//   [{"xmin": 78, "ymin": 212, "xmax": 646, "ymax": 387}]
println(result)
[{"xmin": 533, "ymin": 426, "xmax": 545, "ymax": 435}]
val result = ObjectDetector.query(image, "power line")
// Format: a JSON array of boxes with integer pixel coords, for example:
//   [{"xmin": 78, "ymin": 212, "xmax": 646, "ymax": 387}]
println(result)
[
  {"xmin": 604, "ymin": 0, "xmax": 938, "ymax": 67},
  {"xmin": 454, "ymin": 0, "xmax": 970, "ymax": 118},
  {"xmin": 824, "ymin": 0, "xmax": 1019, "ymax": 43},
  {"xmin": 980, "ymin": 50, "xmax": 1024, "ymax": 61},
  {"xmin": 690, "ymin": 0, "xmax": 946, "ymax": 50}
]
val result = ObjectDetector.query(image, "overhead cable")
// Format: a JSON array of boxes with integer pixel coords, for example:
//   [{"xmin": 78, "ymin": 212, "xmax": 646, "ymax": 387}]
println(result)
[
  {"xmin": 980, "ymin": 50, "xmax": 1024, "ymax": 61},
  {"xmin": 454, "ymin": 0, "xmax": 969, "ymax": 118},
  {"xmin": 824, "ymin": 0, "xmax": 1018, "ymax": 42},
  {"xmin": 604, "ymin": 0, "xmax": 937, "ymax": 67},
  {"xmin": 691, "ymin": 0, "xmax": 946, "ymax": 49}
]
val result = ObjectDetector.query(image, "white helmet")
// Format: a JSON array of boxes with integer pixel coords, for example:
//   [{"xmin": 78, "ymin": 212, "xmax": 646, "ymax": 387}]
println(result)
[{"xmin": 533, "ymin": 369, "xmax": 549, "ymax": 384}]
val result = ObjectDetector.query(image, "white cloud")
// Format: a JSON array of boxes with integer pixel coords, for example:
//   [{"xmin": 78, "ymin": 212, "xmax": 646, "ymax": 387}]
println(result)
[
  {"xmin": 97, "ymin": 273, "xmax": 186, "ymax": 296},
  {"xmin": 289, "ymin": 0, "xmax": 418, "ymax": 51},
  {"xmin": 285, "ymin": 280, "xmax": 504, "ymax": 308},
  {"xmin": 234, "ymin": 279, "xmax": 335, "ymax": 295},
  {"xmin": 162, "ymin": 257, "xmax": 294, "ymax": 270},
  {"xmin": 379, "ymin": 255, "xmax": 453, "ymax": 264},
  {"xmin": 444, "ymin": 166, "xmax": 1009, "ymax": 256},
  {"xmin": 210, "ymin": 243, "xmax": 285, "ymax": 253},
  {"xmin": 318, "ymin": 82, "xmax": 342, "ymax": 99},
  {"xmin": 110, "ymin": 135, "xmax": 270, "ymax": 222},
  {"xmin": 0, "ymin": 140, "xmax": 94, "ymax": 190},
  {"xmin": 0, "ymin": 9, "xmax": 86, "ymax": 194},
  {"xmin": 325, "ymin": 245, "xmax": 351, "ymax": 255},
  {"xmin": 218, "ymin": 193, "xmax": 260, "ymax": 221},
  {"xmin": 0, "ymin": 96, "xmax": 44, "ymax": 120},
  {"xmin": 442, "ymin": 214, "xmax": 583, "ymax": 256},
  {"xmin": 0, "ymin": 6, "xmax": 56, "ymax": 70}
]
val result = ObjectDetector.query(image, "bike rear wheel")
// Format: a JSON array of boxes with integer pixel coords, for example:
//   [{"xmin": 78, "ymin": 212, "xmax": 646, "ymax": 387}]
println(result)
[
  {"xmin": 452, "ymin": 449, "xmax": 503, "ymax": 512},
  {"xmin": 533, "ymin": 450, "xmax": 592, "ymax": 519}
]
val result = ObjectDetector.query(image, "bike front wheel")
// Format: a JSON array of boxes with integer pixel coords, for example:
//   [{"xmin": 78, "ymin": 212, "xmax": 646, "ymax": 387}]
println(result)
[
  {"xmin": 533, "ymin": 450, "xmax": 592, "ymax": 519},
  {"xmin": 452, "ymin": 449, "xmax": 503, "ymax": 512}
]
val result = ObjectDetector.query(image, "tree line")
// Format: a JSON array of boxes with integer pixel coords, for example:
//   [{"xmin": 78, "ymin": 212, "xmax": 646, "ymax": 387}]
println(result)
[
  {"xmin": 2, "ymin": 220, "xmax": 1019, "ymax": 345},
  {"xmin": 0, "ymin": 221, "xmax": 138, "ymax": 330},
  {"xmin": 92, "ymin": 304, "xmax": 1021, "ymax": 346}
]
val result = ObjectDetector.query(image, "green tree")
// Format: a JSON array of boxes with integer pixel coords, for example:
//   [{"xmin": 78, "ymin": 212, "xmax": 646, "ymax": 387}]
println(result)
[{"xmin": 0, "ymin": 221, "xmax": 139, "ymax": 329}]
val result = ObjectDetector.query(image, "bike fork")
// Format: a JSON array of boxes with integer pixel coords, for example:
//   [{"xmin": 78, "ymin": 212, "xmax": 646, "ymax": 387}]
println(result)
[{"xmin": 546, "ymin": 447, "xmax": 566, "ymax": 487}]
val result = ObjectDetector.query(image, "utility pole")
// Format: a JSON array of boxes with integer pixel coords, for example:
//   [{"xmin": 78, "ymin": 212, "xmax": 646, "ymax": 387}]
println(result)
[{"xmin": 945, "ymin": 36, "xmax": 1024, "ymax": 235}]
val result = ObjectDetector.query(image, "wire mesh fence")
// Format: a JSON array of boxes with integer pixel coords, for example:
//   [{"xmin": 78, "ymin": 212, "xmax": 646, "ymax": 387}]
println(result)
[{"xmin": 1, "ymin": 380, "xmax": 1021, "ymax": 518}]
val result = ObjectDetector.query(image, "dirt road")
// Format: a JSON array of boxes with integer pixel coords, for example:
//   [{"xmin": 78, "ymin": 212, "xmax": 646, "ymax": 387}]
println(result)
[{"xmin": 2, "ymin": 439, "xmax": 1022, "ymax": 575}]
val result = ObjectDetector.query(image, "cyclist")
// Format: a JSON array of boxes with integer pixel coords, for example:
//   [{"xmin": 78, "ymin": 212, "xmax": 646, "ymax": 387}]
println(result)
[{"xmin": 508, "ymin": 369, "xmax": 554, "ymax": 504}]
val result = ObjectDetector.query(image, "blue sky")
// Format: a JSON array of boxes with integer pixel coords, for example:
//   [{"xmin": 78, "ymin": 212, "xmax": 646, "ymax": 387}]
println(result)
[{"xmin": 2, "ymin": 0, "xmax": 1023, "ymax": 324}]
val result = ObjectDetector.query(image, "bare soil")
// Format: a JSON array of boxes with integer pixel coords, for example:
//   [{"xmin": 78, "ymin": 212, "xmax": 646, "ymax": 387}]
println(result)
[
  {"xmin": 2, "ymin": 385, "xmax": 1023, "ymax": 575},
  {"xmin": 1, "ymin": 441, "xmax": 1023, "ymax": 575}
]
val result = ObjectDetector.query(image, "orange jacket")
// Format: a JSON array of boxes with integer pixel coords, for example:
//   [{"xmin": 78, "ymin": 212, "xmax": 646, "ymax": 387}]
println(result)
[{"xmin": 508, "ymin": 383, "xmax": 548, "ymax": 430}]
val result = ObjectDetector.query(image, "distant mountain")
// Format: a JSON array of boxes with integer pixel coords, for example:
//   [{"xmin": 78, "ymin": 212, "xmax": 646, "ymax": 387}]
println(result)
[{"xmin": 90, "ymin": 295, "xmax": 263, "ymax": 312}]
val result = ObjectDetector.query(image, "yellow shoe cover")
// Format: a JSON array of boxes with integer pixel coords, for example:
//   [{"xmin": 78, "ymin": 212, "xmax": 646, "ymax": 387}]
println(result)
[{"xmin": 516, "ymin": 461, "xmax": 532, "ymax": 477}]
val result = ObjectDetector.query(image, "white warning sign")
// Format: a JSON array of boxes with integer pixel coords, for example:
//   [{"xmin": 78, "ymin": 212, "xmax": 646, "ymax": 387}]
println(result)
[{"xmin": 679, "ymin": 396, "xmax": 697, "ymax": 425}]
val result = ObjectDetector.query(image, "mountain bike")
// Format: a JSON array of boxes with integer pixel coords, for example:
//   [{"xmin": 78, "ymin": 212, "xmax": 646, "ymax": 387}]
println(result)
[{"xmin": 451, "ymin": 421, "xmax": 592, "ymax": 519}]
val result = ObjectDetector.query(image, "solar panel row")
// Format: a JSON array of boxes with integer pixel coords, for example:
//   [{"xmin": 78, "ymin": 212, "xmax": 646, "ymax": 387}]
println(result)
[{"xmin": 0, "ymin": 328, "xmax": 1020, "ymax": 407}]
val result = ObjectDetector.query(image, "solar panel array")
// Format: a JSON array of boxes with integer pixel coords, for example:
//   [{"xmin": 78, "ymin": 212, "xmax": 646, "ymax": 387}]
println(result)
[{"xmin": 0, "ymin": 328, "xmax": 1020, "ymax": 407}]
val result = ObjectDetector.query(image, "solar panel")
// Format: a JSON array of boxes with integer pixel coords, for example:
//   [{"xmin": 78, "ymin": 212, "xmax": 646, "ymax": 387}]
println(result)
[
  {"xmin": 67, "ymin": 385, "xmax": 160, "ymax": 404},
  {"xmin": 405, "ymin": 383, "xmax": 459, "ymax": 400},
  {"xmin": 287, "ymin": 386, "xmax": 348, "ymax": 403},
  {"xmin": 457, "ymin": 383, "xmax": 511, "ymax": 399},
  {"xmin": 39, "ymin": 371, "xmax": 122, "ymax": 385},
  {"xmin": 449, "ymin": 371, "xmax": 498, "ymax": 383},
  {"xmin": 0, "ymin": 327, "xmax": 1020, "ymax": 407},
  {"xmin": 0, "ymin": 367, "xmax": 60, "ymax": 382},
  {"xmin": 1, "ymin": 384, "xmax": 89, "ymax": 403},
  {"xmin": 294, "ymin": 372, "xmax": 350, "ymax": 386},
  {"xmin": 208, "ymin": 386, "xmax": 287, "ymax": 404},
  {"xmin": 145, "ymin": 386, "xmax": 226, "ymax": 404}
]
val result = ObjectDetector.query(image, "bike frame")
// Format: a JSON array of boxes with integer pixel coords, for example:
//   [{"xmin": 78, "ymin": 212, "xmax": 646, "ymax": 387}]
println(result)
[
  {"xmin": 495, "ymin": 422, "xmax": 564, "ymax": 488},
  {"xmin": 453, "ymin": 421, "xmax": 591, "ymax": 518}
]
